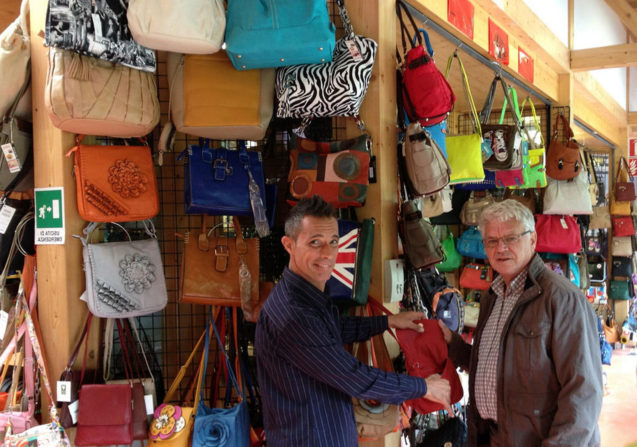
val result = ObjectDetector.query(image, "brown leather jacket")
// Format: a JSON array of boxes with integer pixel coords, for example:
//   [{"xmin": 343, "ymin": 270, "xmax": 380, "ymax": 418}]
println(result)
[{"xmin": 449, "ymin": 255, "xmax": 602, "ymax": 446}]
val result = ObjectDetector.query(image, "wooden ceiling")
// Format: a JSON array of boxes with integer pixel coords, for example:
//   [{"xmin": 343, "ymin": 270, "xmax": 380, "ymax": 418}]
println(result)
[{"xmin": 0, "ymin": 0, "xmax": 20, "ymax": 30}]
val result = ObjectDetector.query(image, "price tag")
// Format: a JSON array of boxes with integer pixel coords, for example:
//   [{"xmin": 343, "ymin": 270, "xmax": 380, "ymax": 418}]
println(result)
[
  {"xmin": 1, "ymin": 144, "xmax": 21, "ymax": 173},
  {"xmin": 68, "ymin": 400, "xmax": 79, "ymax": 425},
  {"xmin": 0, "ymin": 205, "xmax": 16, "ymax": 234},
  {"xmin": 144, "ymin": 394, "xmax": 154, "ymax": 415},
  {"xmin": 0, "ymin": 311, "xmax": 8, "ymax": 341},
  {"xmin": 345, "ymin": 40, "xmax": 362, "ymax": 61},
  {"xmin": 560, "ymin": 217, "xmax": 568, "ymax": 230},
  {"xmin": 57, "ymin": 381, "xmax": 72, "ymax": 403}
]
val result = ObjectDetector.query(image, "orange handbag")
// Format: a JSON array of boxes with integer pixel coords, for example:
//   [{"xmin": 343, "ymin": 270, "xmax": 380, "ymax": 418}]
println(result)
[
  {"xmin": 179, "ymin": 217, "xmax": 259, "ymax": 309},
  {"xmin": 459, "ymin": 263, "xmax": 493, "ymax": 290},
  {"xmin": 67, "ymin": 137, "xmax": 159, "ymax": 222}
]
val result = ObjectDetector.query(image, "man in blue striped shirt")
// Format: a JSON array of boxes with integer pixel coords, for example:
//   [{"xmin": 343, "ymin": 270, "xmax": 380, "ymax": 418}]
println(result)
[{"xmin": 256, "ymin": 196, "xmax": 452, "ymax": 446}]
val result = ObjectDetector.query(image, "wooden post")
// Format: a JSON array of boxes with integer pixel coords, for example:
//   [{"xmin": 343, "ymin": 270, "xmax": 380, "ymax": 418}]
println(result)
[{"xmin": 29, "ymin": 0, "xmax": 96, "ymax": 429}]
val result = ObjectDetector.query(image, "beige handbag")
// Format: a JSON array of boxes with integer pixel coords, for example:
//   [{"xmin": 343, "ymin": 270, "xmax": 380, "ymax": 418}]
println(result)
[
  {"xmin": 166, "ymin": 52, "xmax": 274, "ymax": 140},
  {"xmin": 611, "ymin": 236, "xmax": 633, "ymax": 257},
  {"xmin": 460, "ymin": 191, "xmax": 494, "ymax": 227},
  {"xmin": 420, "ymin": 192, "xmax": 444, "ymax": 218},
  {"xmin": 0, "ymin": 0, "xmax": 31, "ymax": 121},
  {"xmin": 589, "ymin": 206, "xmax": 611, "ymax": 229},
  {"xmin": 127, "ymin": 0, "xmax": 225, "ymax": 54},
  {"xmin": 45, "ymin": 48, "xmax": 160, "ymax": 138}
]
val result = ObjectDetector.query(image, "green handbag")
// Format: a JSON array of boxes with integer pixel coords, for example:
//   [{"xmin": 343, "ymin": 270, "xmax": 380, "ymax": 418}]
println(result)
[
  {"xmin": 512, "ymin": 98, "xmax": 547, "ymax": 189},
  {"xmin": 609, "ymin": 279, "xmax": 633, "ymax": 300},
  {"xmin": 436, "ymin": 231, "xmax": 462, "ymax": 272}
]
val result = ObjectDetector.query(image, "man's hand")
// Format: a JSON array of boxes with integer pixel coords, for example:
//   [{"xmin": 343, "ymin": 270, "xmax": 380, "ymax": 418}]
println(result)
[
  {"xmin": 438, "ymin": 319, "xmax": 453, "ymax": 344},
  {"xmin": 424, "ymin": 373, "xmax": 454, "ymax": 416},
  {"xmin": 388, "ymin": 311, "xmax": 427, "ymax": 332}
]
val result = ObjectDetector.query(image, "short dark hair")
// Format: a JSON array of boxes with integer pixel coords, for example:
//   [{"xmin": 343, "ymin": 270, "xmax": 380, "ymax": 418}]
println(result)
[{"xmin": 284, "ymin": 196, "xmax": 338, "ymax": 240}]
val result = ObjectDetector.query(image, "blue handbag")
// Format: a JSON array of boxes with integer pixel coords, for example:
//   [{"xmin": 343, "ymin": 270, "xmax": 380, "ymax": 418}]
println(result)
[
  {"xmin": 454, "ymin": 170, "xmax": 496, "ymax": 191},
  {"xmin": 182, "ymin": 140, "xmax": 266, "ymax": 218},
  {"xmin": 192, "ymin": 311, "xmax": 250, "ymax": 447},
  {"xmin": 456, "ymin": 227, "xmax": 487, "ymax": 259},
  {"xmin": 225, "ymin": 0, "xmax": 335, "ymax": 70}
]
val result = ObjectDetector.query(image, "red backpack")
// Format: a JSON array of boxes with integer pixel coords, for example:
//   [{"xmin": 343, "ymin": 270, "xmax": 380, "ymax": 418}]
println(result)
[{"xmin": 397, "ymin": 0, "xmax": 455, "ymax": 126}]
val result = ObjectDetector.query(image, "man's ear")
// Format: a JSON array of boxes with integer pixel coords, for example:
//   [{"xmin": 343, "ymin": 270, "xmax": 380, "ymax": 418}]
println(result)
[
  {"xmin": 281, "ymin": 235, "xmax": 294, "ymax": 256},
  {"xmin": 529, "ymin": 230, "xmax": 537, "ymax": 251}
]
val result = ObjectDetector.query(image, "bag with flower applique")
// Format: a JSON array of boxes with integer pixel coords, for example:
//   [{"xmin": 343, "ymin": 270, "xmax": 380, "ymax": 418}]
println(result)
[{"xmin": 78, "ymin": 221, "xmax": 167, "ymax": 318}]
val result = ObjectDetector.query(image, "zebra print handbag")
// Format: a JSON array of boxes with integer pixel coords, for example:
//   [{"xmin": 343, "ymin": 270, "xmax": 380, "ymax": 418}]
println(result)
[{"xmin": 275, "ymin": 0, "xmax": 377, "ymax": 119}]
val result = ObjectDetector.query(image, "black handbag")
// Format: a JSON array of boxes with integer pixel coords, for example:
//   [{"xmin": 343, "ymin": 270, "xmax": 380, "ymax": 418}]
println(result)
[
  {"xmin": 589, "ymin": 261, "xmax": 607, "ymax": 283},
  {"xmin": 418, "ymin": 417, "xmax": 467, "ymax": 447},
  {"xmin": 584, "ymin": 229, "xmax": 607, "ymax": 257},
  {"xmin": 611, "ymin": 257, "xmax": 632, "ymax": 278}
]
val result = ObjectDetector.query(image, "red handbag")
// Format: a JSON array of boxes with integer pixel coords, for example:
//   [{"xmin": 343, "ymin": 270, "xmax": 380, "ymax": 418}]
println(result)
[
  {"xmin": 612, "ymin": 216, "xmax": 635, "ymax": 237},
  {"xmin": 397, "ymin": 0, "xmax": 455, "ymax": 126},
  {"xmin": 535, "ymin": 214, "xmax": 582, "ymax": 254},
  {"xmin": 615, "ymin": 157, "xmax": 636, "ymax": 202},
  {"xmin": 75, "ymin": 384, "xmax": 133, "ymax": 446},
  {"xmin": 495, "ymin": 168, "xmax": 524, "ymax": 188},
  {"xmin": 459, "ymin": 263, "xmax": 493, "ymax": 290}
]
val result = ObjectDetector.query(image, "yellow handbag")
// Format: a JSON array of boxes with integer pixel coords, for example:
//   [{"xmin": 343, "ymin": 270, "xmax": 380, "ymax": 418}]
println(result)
[
  {"xmin": 148, "ymin": 327, "xmax": 207, "ymax": 446},
  {"xmin": 444, "ymin": 52, "xmax": 485, "ymax": 184},
  {"xmin": 610, "ymin": 198, "xmax": 631, "ymax": 216},
  {"xmin": 166, "ymin": 52, "xmax": 274, "ymax": 140}
]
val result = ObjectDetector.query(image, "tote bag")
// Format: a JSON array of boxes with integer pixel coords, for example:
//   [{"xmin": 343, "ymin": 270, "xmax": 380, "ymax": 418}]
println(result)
[
  {"xmin": 535, "ymin": 215, "xmax": 582, "ymax": 254},
  {"xmin": 543, "ymin": 165, "xmax": 593, "ymax": 215},
  {"xmin": 444, "ymin": 52, "xmax": 484, "ymax": 184}
]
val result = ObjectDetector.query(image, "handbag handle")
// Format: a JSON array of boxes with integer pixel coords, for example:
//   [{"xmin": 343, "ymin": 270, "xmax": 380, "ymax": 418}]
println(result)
[
  {"xmin": 519, "ymin": 97, "xmax": 546, "ymax": 150},
  {"xmin": 396, "ymin": 0, "xmax": 427, "ymax": 58},
  {"xmin": 335, "ymin": 0, "xmax": 355, "ymax": 38},
  {"xmin": 63, "ymin": 313, "xmax": 92, "ymax": 378},
  {"xmin": 0, "ymin": 212, "xmax": 33, "ymax": 311},
  {"xmin": 552, "ymin": 113, "xmax": 574, "ymax": 141},
  {"xmin": 616, "ymin": 156, "xmax": 633, "ymax": 184},
  {"xmin": 445, "ymin": 52, "xmax": 482, "ymax": 137},
  {"xmin": 162, "ymin": 327, "xmax": 207, "ymax": 404},
  {"xmin": 479, "ymin": 74, "xmax": 525, "ymax": 134},
  {"xmin": 211, "ymin": 309, "xmax": 245, "ymax": 401}
]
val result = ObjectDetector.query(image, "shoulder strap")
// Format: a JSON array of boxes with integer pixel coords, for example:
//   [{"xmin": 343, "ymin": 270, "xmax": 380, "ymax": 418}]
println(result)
[
  {"xmin": 162, "ymin": 327, "xmax": 207, "ymax": 404},
  {"xmin": 519, "ymin": 97, "xmax": 545, "ymax": 150},
  {"xmin": 445, "ymin": 52, "xmax": 481, "ymax": 136}
]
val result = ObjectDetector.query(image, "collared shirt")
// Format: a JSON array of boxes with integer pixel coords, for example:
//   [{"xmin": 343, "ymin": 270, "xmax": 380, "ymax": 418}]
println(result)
[
  {"xmin": 255, "ymin": 267, "xmax": 427, "ymax": 447},
  {"xmin": 475, "ymin": 268, "xmax": 528, "ymax": 422}
]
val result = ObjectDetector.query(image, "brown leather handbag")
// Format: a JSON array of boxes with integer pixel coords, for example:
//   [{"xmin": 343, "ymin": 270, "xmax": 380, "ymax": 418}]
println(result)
[
  {"xmin": 67, "ymin": 137, "xmax": 159, "ymax": 222},
  {"xmin": 504, "ymin": 189, "xmax": 536, "ymax": 214},
  {"xmin": 546, "ymin": 114, "xmax": 581, "ymax": 181},
  {"xmin": 615, "ymin": 156, "xmax": 636, "ymax": 202},
  {"xmin": 179, "ymin": 217, "xmax": 259, "ymax": 309}
]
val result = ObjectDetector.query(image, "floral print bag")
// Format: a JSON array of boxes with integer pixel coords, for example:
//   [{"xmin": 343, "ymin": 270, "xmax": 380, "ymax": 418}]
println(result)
[{"xmin": 78, "ymin": 221, "xmax": 167, "ymax": 318}]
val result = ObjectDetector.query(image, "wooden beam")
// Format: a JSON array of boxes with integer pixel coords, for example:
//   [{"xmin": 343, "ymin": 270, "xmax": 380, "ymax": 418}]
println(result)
[
  {"xmin": 568, "ymin": 0, "xmax": 574, "ymax": 50},
  {"xmin": 629, "ymin": 111, "xmax": 637, "ymax": 124},
  {"xmin": 570, "ymin": 43, "xmax": 637, "ymax": 71},
  {"xmin": 472, "ymin": 0, "xmax": 571, "ymax": 74},
  {"xmin": 604, "ymin": 0, "xmax": 637, "ymax": 41}
]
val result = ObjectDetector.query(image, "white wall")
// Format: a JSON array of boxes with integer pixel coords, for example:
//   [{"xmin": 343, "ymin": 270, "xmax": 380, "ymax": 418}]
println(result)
[
  {"xmin": 573, "ymin": 0, "xmax": 627, "ymax": 109},
  {"xmin": 522, "ymin": 0, "xmax": 568, "ymax": 46},
  {"xmin": 630, "ymin": 66, "xmax": 637, "ymax": 112}
]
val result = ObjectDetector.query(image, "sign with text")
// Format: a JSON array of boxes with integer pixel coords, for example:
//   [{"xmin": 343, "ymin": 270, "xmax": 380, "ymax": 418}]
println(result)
[{"xmin": 34, "ymin": 187, "xmax": 65, "ymax": 245}]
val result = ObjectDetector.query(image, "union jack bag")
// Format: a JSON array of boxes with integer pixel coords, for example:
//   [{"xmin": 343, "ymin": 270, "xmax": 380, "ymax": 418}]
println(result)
[{"xmin": 326, "ymin": 218, "xmax": 375, "ymax": 304}]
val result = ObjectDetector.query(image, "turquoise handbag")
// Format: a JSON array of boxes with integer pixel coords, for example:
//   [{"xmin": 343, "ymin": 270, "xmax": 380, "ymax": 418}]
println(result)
[
  {"xmin": 225, "ymin": 0, "xmax": 336, "ymax": 70},
  {"xmin": 456, "ymin": 227, "xmax": 487, "ymax": 260}
]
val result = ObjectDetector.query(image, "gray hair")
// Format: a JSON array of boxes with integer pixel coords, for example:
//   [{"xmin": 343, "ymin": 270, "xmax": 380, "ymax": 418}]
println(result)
[{"xmin": 477, "ymin": 199, "xmax": 535, "ymax": 235}]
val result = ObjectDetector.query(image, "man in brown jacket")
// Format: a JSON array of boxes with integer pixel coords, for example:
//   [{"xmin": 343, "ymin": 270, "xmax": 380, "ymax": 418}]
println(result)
[{"xmin": 440, "ymin": 200, "xmax": 602, "ymax": 446}]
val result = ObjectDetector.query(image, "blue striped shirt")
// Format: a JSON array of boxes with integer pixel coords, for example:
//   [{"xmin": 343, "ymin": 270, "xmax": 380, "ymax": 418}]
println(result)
[{"xmin": 255, "ymin": 267, "xmax": 427, "ymax": 447}]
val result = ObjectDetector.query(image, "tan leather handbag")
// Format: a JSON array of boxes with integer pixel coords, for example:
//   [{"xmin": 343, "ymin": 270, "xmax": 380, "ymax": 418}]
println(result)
[
  {"xmin": 179, "ymin": 217, "xmax": 259, "ymax": 309},
  {"xmin": 45, "ymin": 48, "xmax": 160, "ymax": 138},
  {"xmin": 166, "ymin": 52, "xmax": 274, "ymax": 140},
  {"xmin": 403, "ymin": 122, "xmax": 450, "ymax": 196},
  {"xmin": 460, "ymin": 191, "xmax": 494, "ymax": 227}
]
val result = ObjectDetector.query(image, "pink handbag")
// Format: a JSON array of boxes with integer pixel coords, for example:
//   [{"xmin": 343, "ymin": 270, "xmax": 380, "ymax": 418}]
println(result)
[
  {"xmin": 612, "ymin": 216, "xmax": 635, "ymax": 237},
  {"xmin": 495, "ymin": 168, "xmax": 524, "ymax": 188},
  {"xmin": 535, "ymin": 214, "xmax": 582, "ymax": 254}
]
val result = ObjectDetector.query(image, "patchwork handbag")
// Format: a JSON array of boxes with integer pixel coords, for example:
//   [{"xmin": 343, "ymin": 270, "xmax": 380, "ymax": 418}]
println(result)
[
  {"xmin": 276, "ymin": 0, "xmax": 377, "ymax": 119},
  {"xmin": 401, "ymin": 199, "xmax": 444, "ymax": 269},
  {"xmin": 479, "ymin": 76, "xmax": 524, "ymax": 171},
  {"xmin": 459, "ymin": 263, "xmax": 493, "ymax": 290},
  {"xmin": 546, "ymin": 114, "xmax": 581, "ymax": 181},
  {"xmin": 182, "ymin": 140, "xmax": 267, "ymax": 224},
  {"xmin": 68, "ymin": 139, "xmax": 159, "ymax": 222},
  {"xmin": 45, "ymin": 0, "xmax": 157, "ymax": 72},
  {"xmin": 225, "ymin": 0, "xmax": 335, "ymax": 70},
  {"xmin": 535, "ymin": 215, "xmax": 582, "ymax": 254},
  {"xmin": 166, "ymin": 52, "xmax": 275, "ymax": 141},
  {"xmin": 79, "ymin": 221, "xmax": 168, "ymax": 318},
  {"xmin": 179, "ymin": 217, "xmax": 259, "ymax": 309},
  {"xmin": 615, "ymin": 157, "xmax": 637, "ymax": 202},
  {"xmin": 403, "ymin": 121, "xmax": 450, "ymax": 196},
  {"xmin": 127, "ymin": 0, "xmax": 225, "ymax": 54},
  {"xmin": 45, "ymin": 48, "xmax": 160, "ymax": 138},
  {"xmin": 612, "ymin": 215, "xmax": 635, "ymax": 237},
  {"xmin": 397, "ymin": 1, "xmax": 454, "ymax": 126},
  {"xmin": 456, "ymin": 227, "xmax": 487, "ymax": 260},
  {"xmin": 326, "ymin": 218, "xmax": 375, "ymax": 304},
  {"xmin": 512, "ymin": 98, "xmax": 547, "ymax": 189},
  {"xmin": 192, "ymin": 313, "xmax": 250, "ymax": 447},
  {"xmin": 287, "ymin": 133, "xmax": 372, "ymax": 208},
  {"xmin": 444, "ymin": 52, "xmax": 485, "ymax": 184}
]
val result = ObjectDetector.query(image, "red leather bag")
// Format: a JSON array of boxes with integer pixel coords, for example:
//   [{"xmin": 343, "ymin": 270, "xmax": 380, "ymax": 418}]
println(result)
[
  {"xmin": 396, "ymin": 0, "xmax": 454, "ymax": 126},
  {"xmin": 459, "ymin": 263, "xmax": 493, "ymax": 290},
  {"xmin": 396, "ymin": 320, "xmax": 463, "ymax": 414},
  {"xmin": 612, "ymin": 216, "xmax": 635, "ymax": 237},
  {"xmin": 75, "ymin": 384, "xmax": 133, "ymax": 446},
  {"xmin": 615, "ymin": 157, "xmax": 636, "ymax": 202},
  {"xmin": 535, "ymin": 214, "xmax": 582, "ymax": 254}
]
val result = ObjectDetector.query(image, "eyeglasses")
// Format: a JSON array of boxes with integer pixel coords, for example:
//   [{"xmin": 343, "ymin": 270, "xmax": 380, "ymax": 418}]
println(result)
[{"xmin": 483, "ymin": 230, "xmax": 532, "ymax": 249}]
